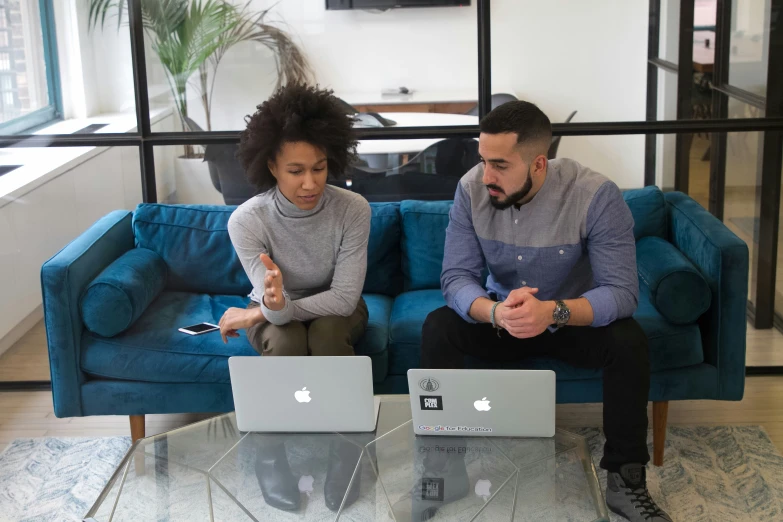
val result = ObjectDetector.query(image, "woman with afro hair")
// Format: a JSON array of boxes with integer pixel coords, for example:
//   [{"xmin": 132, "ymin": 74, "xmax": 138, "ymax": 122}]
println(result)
[{"xmin": 219, "ymin": 84, "xmax": 371, "ymax": 357}]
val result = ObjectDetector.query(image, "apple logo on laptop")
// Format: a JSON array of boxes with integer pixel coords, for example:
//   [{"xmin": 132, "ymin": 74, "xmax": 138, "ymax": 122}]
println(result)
[
  {"xmin": 298, "ymin": 475, "xmax": 314, "ymax": 496},
  {"xmin": 295, "ymin": 387, "xmax": 311, "ymax": 403},
  {"xmin": 474, "ymin": 397, "xmax": 491, "ymax": 411},
  {"xmin": 475, "ymin": 479, "xmax": 492, "ymax": 500}
]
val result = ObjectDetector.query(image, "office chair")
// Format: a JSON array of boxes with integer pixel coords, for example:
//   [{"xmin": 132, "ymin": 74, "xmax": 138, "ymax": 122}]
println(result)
[
  {"xmin": 465, "ymin": 93, "xmax": 519, "ymax": 116},
  {"xmin": 332, "ymin": 138, "xmax": 479, "ymax": 202},
  {"xmin": 547, "ymin": 110, "xmax": 578, "ymax": 160}
]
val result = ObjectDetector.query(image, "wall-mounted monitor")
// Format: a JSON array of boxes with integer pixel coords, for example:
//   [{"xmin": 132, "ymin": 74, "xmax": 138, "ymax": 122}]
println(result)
[{"xmin": 326, "ymin": 0, "xmax": 470, "ymax": 10}]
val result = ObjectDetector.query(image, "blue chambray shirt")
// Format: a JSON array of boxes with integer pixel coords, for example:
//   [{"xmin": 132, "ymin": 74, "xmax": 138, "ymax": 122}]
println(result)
[{"xmin": 441, "ymin": 158, "xmax": 638, "ymax": 328}]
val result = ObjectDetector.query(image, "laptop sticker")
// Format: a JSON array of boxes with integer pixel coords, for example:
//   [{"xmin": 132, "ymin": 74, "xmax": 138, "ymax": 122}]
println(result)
[{"xmin": 420, "ymin": 395, "xmax": 443, "ymax": 410}]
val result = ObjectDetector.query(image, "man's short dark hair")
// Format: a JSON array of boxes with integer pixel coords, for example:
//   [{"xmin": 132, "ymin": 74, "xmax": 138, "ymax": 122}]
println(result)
[
  {"xmin": 479, "ymin": 101, "xmax": 553, "ymax": 154},
  {"xmin": 238, "ymin": 84, "xmax": 358, "ymax": 191}
]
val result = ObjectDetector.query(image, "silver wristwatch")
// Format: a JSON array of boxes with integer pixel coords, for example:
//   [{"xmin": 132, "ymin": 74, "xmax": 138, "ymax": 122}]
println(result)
[{"xmin": 552, "ymin": 300, "xmax": 570, "ymax": 329}]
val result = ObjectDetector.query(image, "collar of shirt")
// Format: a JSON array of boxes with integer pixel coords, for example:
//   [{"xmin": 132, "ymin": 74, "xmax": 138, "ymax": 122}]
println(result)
[{"xmin": 273, "ymin": 185, "xmax": 329, "ymax": 218}]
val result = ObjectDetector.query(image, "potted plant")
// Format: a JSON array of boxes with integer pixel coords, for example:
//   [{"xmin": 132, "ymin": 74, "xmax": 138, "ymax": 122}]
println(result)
[{"xmin": 87, "ymin": 0, "xmax": 312, "ymax": 203}]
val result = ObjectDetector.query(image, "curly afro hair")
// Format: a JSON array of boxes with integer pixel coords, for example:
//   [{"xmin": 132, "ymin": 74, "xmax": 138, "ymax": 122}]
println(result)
[{"xmin": 237, "ymin": 84, "xmax": 358, "ymax": 191}]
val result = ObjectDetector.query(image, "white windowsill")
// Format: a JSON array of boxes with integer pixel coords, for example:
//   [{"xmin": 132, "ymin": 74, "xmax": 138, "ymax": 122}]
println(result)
[{"xmin": 0, "ymin": 107, "xmax": 173, "ymax": 209}]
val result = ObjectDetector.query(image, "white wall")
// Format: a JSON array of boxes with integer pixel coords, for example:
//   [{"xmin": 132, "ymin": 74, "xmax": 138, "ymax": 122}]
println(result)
[
  {"xmin": 0, "ymin": 113, "xmax": 176, "ymax": 355},
  {"xmin": 90, "ymin": 0, "xmax": 650, "ymax": 188},
  {"xmin": 0, "ymin": 148, "xmax": 139, "ymax": 355},
  {"xmin": 182, "ymin": 0, "xmax": 478, "ymax": 132},
  {"xmin": 490, "ymin": 0, "xmax": 648, "ymax": 188}
]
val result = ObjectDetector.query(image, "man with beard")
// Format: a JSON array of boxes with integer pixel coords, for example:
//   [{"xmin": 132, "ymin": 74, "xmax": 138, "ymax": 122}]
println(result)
[{"xmin": 420, "ymin": 101, "xmax": 673, "ymax": 522}]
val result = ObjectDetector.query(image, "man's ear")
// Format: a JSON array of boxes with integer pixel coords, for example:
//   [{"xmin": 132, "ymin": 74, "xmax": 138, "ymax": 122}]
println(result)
[{"xmin": 532, "ymin": 153, "xmax": 548, "ymax": 175}]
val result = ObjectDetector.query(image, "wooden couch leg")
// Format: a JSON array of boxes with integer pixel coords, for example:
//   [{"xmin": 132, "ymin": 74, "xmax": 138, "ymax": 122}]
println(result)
[
  {"xmin": 130, "ymin": 415, "xmax": 145, "ymax": 443},
  {"xmin": 652, "ymin": 401, "xmax": 668, "ymax": 466},
  {"xmin": 130, "ymin": 415, "xmax": 146, "ymax": 475}
]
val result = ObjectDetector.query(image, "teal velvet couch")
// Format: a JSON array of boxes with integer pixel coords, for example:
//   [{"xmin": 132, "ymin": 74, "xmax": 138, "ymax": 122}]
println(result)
[{"xmin": 42, "ymin": 186, "xmax": 748, "ymax": 459}]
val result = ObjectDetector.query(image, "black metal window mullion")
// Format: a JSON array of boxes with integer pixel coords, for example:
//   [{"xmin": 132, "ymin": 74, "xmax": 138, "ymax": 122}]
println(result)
[
  {"xmin": 4, "ymin": 118, "xmax": 783, "ymax": 149},
  {"xmin": 674, "ymin": 0, "xmax": 695, "ymax": 193},
  {"xmin": 477, "ymin": 0, "xmax": 491, "ymax": 119},
  {"xmin": 128, "ymin": 0, "xmax": 156, "ymax": 203},
  {"xmin": 645, "ymin": 0, "xmax": 662, "ymax": 187},
  {"xmin": 709, "ymin": 0, "xmax": 732, "ymax": 220},
  {"xmin": 753, "ymin": 0, "xmax": 783, "ymax": 329}
]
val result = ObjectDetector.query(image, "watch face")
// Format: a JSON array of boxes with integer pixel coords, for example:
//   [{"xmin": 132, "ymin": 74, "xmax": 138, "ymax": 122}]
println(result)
[{"xmin": 554, "ymin": 304, "xmax": 570, "ymax": 324}]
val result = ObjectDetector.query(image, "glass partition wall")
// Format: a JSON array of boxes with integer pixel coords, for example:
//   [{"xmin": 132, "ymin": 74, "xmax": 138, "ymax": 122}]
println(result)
[{"xmin": 1, "ymin": 0, "xmax": 782, "ymax": 389}]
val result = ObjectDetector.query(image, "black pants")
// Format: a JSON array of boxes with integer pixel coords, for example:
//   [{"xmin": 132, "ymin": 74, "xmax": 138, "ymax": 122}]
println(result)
[{"xmin": 421, "ymin": 306, "xmax": 651, "ymax": 472}]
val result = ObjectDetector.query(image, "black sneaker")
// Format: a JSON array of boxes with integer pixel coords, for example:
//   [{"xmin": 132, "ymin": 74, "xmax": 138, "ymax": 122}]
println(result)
[{"xmin": 605, "ymin": 464, "xmax": 673, "ymax": 521}]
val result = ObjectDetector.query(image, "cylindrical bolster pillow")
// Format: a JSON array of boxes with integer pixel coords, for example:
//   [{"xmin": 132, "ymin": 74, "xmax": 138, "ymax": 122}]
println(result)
[
  {"xmin": 636, "ymin": 236, "xmax": 711, "ymax": 325},
  {"xmin": 80, "ymin": 248, "xmax": 168, "ymax": 337}
]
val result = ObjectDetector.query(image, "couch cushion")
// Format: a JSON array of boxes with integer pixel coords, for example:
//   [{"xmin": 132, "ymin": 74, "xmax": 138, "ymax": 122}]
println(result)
[
  {"xmin": 466, "ymin": 285, "xmax": 703, "ymax": 377},
  {"xmin": 623, "ymin": 186, "xmax": 667, "ymax": 240},
  {"xmin": 82, "ymin": 290, "xmax": 394, "ymax": 386},
  {"xmin": 81, "ymin": 292, "xmax": 256, "ymax": 384},
  {"xmin": 80, "ymin": 248, "xmax": 168, "ymax": 337},
  {"xmin": 400, "ymin": 201, "xmax": 452, "ymax": 291},
  {"xmin": 133, "ymin": 204, "xmax": 252, "ymax": 295},
  {"xmin": 634, "ymin": 285, "xmax": 704, "ymax": 371},
  {"xmin": 388, "ymin": 290, "xmax": 447, "ymax": 374},
  {"xmin": 637, "ymin": 236, "xmax": 711, "ymax": 324},
  {"xmin": 356, "ymin": 294, "xmax": 393, "ymax": 356},
  {"xmin": 364, "ymin": 203, "xmax": 403, "ymax": 296},
  {"xmin": 356, "ymin": 294, "xmax": 394, "ymax": 383}
]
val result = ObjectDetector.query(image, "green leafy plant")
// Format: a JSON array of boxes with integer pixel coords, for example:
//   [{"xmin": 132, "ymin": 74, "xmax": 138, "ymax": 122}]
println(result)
[{"xmin": 87, "ymin": 0, "xmax": 312, "ymax": 151}]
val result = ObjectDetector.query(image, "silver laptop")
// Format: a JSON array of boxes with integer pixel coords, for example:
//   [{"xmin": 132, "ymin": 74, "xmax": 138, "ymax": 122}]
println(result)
[
  {"xmin": 229, "ymin": 356, "xmax": 376, "ymax": 433},
  {"xmin": 407, "ymin": 369, "xmax": 556, "ymax": 437}
]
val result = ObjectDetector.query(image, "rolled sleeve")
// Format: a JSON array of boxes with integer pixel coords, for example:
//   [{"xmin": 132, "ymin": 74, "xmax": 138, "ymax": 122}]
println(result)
[
  {"xmin": 453, "ymin": 284, "xmax": 491, "ymax": 324},
  {"xmin": 581, "ymin": 286, "xmax": 618, "ymax": 327}
]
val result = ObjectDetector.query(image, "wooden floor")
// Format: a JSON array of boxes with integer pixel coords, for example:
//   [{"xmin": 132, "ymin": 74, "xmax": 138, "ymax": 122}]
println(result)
[
  {"xmin": 1, "ymin": 320, "xmax": 783, "ymax": 456},
  {"xmin": 0, "ymin": 321, "xmax": 49, "ymax": 381}
]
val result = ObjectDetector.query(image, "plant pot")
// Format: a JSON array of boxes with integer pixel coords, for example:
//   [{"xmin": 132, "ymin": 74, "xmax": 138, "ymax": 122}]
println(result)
[{"xmin": 173, "ymin": 156, "xmax": 225, "ymax": 205}]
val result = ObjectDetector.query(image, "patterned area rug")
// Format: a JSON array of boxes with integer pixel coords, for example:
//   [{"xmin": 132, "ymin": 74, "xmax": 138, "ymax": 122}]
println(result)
[
  {"xmin": 0, "ymin": 437, "xmax": 131, "ymax": 522},
  {"xmin": 577, "ymin": 426, "xmax": 783, "ymax": 522},
  {"xmin": 0, "ymin": 427, "xmax": 781, "ymax": 521}
]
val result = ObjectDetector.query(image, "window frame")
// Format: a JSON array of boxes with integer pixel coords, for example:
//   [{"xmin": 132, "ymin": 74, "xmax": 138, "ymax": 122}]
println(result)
[{"xmin": 0, "ymin": 0, "xmax": 61, "ymax": 135}]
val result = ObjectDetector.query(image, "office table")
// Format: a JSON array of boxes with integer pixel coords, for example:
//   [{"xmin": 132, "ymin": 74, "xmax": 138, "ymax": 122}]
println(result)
[{"xmin": 356, "ymin": 112, "xmax": 478, "ymax": 157}]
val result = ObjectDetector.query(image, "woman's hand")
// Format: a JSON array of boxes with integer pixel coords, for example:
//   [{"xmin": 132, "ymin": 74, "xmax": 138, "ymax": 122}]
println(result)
[
  {"xmin": 219, "ymin": 307, "xmax": 265, "ymax": 344},
  {"xmin": 260, "ymin": 254, "xmax": 285, "ymax": 311}
]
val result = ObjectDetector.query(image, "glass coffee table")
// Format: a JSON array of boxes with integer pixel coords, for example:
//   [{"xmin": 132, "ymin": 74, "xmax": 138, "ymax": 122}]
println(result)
[{"xmin": 84, "ymin": 396, "xmax": 608, "ymax": 521}]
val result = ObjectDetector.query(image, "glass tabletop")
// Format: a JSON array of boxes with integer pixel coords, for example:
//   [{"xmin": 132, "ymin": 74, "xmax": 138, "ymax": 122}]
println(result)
[{"xmin": 84, "ymin": 396, "xmax": 608, "ymax": 522}]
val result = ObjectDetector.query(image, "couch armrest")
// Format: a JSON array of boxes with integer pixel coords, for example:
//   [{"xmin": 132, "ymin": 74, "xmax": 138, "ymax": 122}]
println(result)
[
  {"xmin": 665, "ymin": 192, "xmax": 749, "ymax": 400},
  {"xmin": 41, "ymin": 210, "xmax": 135, "ymax": 417}
]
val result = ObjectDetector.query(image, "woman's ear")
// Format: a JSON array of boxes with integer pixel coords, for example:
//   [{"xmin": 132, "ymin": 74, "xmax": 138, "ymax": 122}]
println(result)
[{"xmin": 267, "ymin": 160, "xmax": 278, "ymax": 180}]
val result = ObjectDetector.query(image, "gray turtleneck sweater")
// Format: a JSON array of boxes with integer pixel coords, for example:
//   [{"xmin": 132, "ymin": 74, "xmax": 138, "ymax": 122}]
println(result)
[{"xmin": 227, "ymin": 185, "xmax": 371, "ymax": 325}]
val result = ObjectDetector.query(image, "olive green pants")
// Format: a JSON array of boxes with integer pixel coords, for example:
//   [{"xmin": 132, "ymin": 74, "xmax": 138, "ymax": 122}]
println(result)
[{"xmin": 246, "ymin": 298, "xmax": 368, "ymax": 356}]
